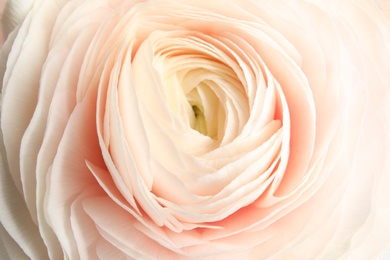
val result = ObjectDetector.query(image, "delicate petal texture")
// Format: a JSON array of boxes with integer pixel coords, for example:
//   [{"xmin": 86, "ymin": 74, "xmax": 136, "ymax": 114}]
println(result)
[
  {"xmin": 1, "ymin": 0, "xmax": 33, "ymax": 38},
  {"xmin": 0, "ymin": 120, "xmax": 48, "ymax": 259},
  {"xmin": 0, "ymin": 0, "xmax": 389, "ymax": 259}
]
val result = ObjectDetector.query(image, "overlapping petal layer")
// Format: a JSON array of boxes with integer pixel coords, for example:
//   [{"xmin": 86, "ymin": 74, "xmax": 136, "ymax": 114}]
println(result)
[{"xmin": 0, "ymin": 0, "xmax": 389, "ymax": 259}]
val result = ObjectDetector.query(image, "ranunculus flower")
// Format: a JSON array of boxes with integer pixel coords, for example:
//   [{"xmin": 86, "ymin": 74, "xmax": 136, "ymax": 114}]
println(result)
[{"xmin": 1, "ymin": 0, "xmax": 390, "ymax": 258}]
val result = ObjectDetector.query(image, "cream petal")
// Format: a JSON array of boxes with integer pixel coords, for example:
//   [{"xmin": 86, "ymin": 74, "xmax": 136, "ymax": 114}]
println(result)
[
  {"xmin": 1, "ymin": 11, "xmax": 39, "ymax": 194},
  {"xmin": 96, "ymin": 239, "xmax": 129, "ymax": 260},
  {"xmin": 107, "ymin": 45, "xmax": 177, "ymax": 229},
  {"xmin": 0, "ymin": 223, "xmax": 27, "ymax": 259},
  {"xmin": 0, "ymin": 139, "xmax": 48, "ymax": 259},
  {"xmin": 1, "ymin": 0, "xmax": 34, "ymax": 38},
  {"xmin": 83, "ymin": 196, "xmax": 185, "ymax": 259},
  {"xmin": 70, "ymin": 187, "xmax": 104, "ymax": 259},
  {"xmin": 32, "ymin": 3, "xmax": 112, "ymax": 258},
  {"xmin": 1, "ymin": 0, "xmax": 389, "ymax": 258},
  {"xmin": 35, "ymin": 90, "xmax": 76, "ymax": 259},
  {"xmin": 20, "ymin": 21, "xmax": 97, "ymax": 225},
  {"xmin": 0, "ymin": 2, "xmax": 70, "ymax": 258},
  {"xmin": 90, "ymin": 162, "xmax": 219, "ymax": 251},
  {"xmin": 45, "ymin": 88, "xmax": 104, "ymax": 258}
]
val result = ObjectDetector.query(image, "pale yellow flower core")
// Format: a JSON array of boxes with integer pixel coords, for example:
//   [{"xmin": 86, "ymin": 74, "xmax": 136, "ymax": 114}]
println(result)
[
  {"xmin": 190, "ymin": 103, "xmax": 207, "ymax": 135},
  {"xmin": 184, "ymin": 80, "xmax": 220, "ymax": 138},
  {"xmin": 150, "ymin": 32, "xmax": 249, "ymax": 144}
]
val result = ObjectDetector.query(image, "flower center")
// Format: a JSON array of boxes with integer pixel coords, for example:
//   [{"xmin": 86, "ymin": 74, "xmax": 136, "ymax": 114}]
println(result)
[
  {"xmin": 151, "ymin": 31, "xmax": 250, "ymax": 144},
  {"xmin": 190, "ymin": 103, "xmax": 207, "ymax": 135}
]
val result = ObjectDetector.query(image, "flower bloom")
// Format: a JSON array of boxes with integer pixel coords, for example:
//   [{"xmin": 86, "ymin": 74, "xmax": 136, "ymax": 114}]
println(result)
[{"xmin": 1, "ymin": 0, "xmax": 390, "ymax": 259}]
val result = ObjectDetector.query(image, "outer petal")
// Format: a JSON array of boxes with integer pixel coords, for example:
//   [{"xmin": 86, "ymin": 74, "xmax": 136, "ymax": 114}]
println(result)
[{"xmin": 0, "ymin": 125, "xmax": 48, "ymax": 259}]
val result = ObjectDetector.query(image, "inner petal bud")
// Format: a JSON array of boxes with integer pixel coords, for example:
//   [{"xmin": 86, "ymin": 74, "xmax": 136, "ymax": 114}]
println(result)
[
  {"xmin": 186, "ymin": 82, "xmax": 220, "ymax": 138},
  {"xmin": 152, "ymin": 32, "xmax": 248, "ymax": 144}
]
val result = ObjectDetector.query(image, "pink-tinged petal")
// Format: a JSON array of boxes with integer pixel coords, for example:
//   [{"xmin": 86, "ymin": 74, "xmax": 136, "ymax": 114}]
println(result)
[
  {"xmin": 94, "ymin": 50, "xmax": 143, "ymax": 213},
  {"xmin": 95, "ymin": 239, "xmax": 129, "ymax": 260},
  {"xmin": 45, "ymin": 88, "xmax": 105, "ymax": 258},
  {"xmin": 107, "ymin": 50, "xmax": 177, "ymax": 230},
  {"xmin": 1, "ymin": 0, "xmax": 389, "ymax": 258},
  {"xmin": 83, "ymin": 196, "xmax": 186, "ymax": 259},
  {"xmin": 19, "ymin": 20, "xmax": 98, "ymax": 225},
  {"xmin": 70, "ymin": 187, "xmax": 105, "ymax": 259},
  {"xmin": 87, "ymin": 162, "xmax": 215, "ymax": 250},
  {"xmin": 34, "ymin": 89, "xmax": 76, "ymax": 259},
  {"xmin": 32, "ymin": 1, "xmax": 134, "ymax": 257}
]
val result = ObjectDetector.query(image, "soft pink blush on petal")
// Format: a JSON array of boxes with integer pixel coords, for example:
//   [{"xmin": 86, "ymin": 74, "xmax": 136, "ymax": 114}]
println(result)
[
  {"xmin": 45, "ymin": 87, "xmax": 107, "ymax": 259},
  {"xmin": 33, "ymin": 1, "xmax": 136, "ymax": 258},
  {"xmin": 27, "ymin": 3, "xmax": 113, "ymax": 258},
  {"xmin": 0, "ymin": 0, "xmax": 389, "ymax": 259},
  {"xmin": 80, "ymin": 3, "xmax": 290, "ymax": 256},
  {"xmin": 249, "ymin": 0, "xmax": 390, "ymax": 258}
]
